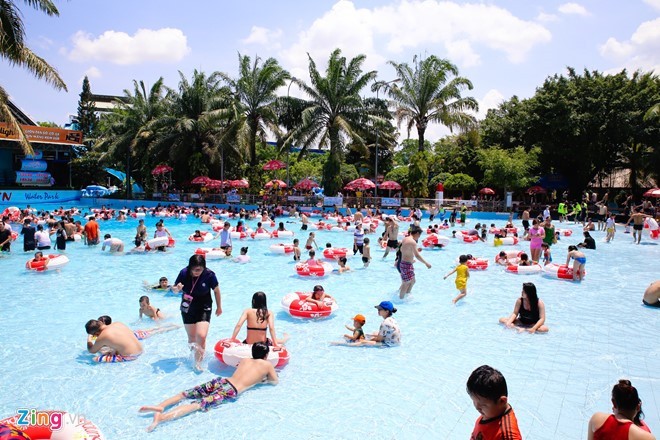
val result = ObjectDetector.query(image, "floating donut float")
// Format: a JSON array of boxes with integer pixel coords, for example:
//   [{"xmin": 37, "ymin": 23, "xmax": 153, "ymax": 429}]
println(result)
[
  {"xmin": 422, "ymin": 234, "xmax": 449, "ymax": 248},
  {"xmin": 323, "ymin": 247, "xmax": 348, "ymax": 259},
  {"xmin": 556, "ymin": 229, "xmax": 573, "ymax": 237},
  {"xmin": 542, "ymin": 263, "xmax": 586, "ymax": 280},
  {"xmin": 645, "ymin": 218, "xmax": 659, "ymax": 239},
  {"xmin": 250, "ymin": 232, "xmax": 271, "ymax": 240},
  {"xmin": 188, "ymin": 231, "xmax": 213, "ymax": 242},
  {"xmin": 10, "ymin": 231, "xmax": 18, "ymax": 241},
  {"xmin": 505, "ymin": 264, "xmax": 542, "ymax": 274},
  {"xmin": 462, "ymin": 234, "xmax": 479, "ymax": 243},
  {"xmin": 2, "ymin": 207, "xmax": 21, "ymax": 222},
  {"xmin": 25, "ymin": 254, "xmax": 69, "ymax": 271},
  {"xmin": 493, "ymin": 236, "xmax": 519, "ymax": 246},
  {"xmin": 270, "ymin": 243, "xmax": 295, "ymax": 254},
  {"xmin": 271, "ymin": 230, "xmax": 294, "ymax": 238},
  {"xmin": 465, "ymin": 258, "xmax": 489, "ymax": 270},
  {"xmin": 0, "ymin": 411, "xmax": 105, "ymax": 439},
  {"xmin": 194, "ymin": 247, "xmax": 226, "ymax": 260},
  {"xmin": 281, "ymin": 292, "xmax": 338, "ymax": 318},
  {"xmin": 295, "ymin": 262, "xmax": 333, "ymax": 277},
  {"xmin": 214, "ymin": 338, "xmax": 289, "ymax": 368},
  {"xmin": 145, "ymin": 236, "xmax": 169, "ymax": 250}
]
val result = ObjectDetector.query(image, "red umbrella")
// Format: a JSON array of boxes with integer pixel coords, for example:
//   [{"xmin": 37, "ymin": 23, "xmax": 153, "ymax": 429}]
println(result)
[
  {"xmin": 191, "ymin": 176, "xmax": 211, "ymax": 185},
  {"xmin": 205, "ymin": 179, "xmax": 224, "ymax": 189},
  {"xmin": 294, "ymin": 178, "xmax": 319, "ymax": 191},
  {"xmin": 643, "ymin": 188, "xmax": 660, "ymax": 198},
  {"xmin": 230, "ymin": 179, "xmax": 249, "ymax": 188},
  {"xmin": 265, "ymin": 179, "xmax": 287, "ymax": 189},
  {"xmin": 479, "ymin": 187, "xmax": 495, "ymax": 195},
  {"xmin": 151, "ymin": 164, "xmax": 173, "ymax": 175},
  {"xmin": 379, "ymin": 180, "xmax": 402, "ymax": 190},
  {"xmin": 262, "ymin": 160, "xmax": 286, "ymax": 171},
  {"xmin": 526, "ymin": 185, "xmax": 546, "ymax": 195},
  {"xmin": 345, "ymin": 178, "xmax": 376, "ymax": 191}
]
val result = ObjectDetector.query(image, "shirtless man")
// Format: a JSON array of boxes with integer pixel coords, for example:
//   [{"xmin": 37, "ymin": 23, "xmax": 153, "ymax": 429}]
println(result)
[
  {"xmin": 200, "ymin": 211, "xmax": 211, "ymax": 223},
  {"xmin": 397, "ymin": 225, "xmax": 431, "ymax": 299},
  {"xmin": 625, "ymin": 208, "xmax": 650, "ymax": 244},
  {"xmin": 85, "ymin": 319, "xmax": 143, "ymax": 362},
  {"xmin": 353, "ymin": 209, "xmax": 364, "ymax": 225},
  {"xmin": 642, "ymin": 280, "xmax": 660, "ymax": 308},
  {"xmin": 300, "ymin": 212, "xmax": 309, "ymax": 231},
  {"xmin": 521, "ymin": 209, "xmax": 530, "ymax": 231},
  {"xmin": 139, "ymin": 342, "xmax": 278, "ymax": 432},
  {"xmin": 382, "ymin": 216, "xmax": 400, "ymax": 259},
  {"xmin": 135, "ymin": 219, "xmax": 147, "ymax": 245}
]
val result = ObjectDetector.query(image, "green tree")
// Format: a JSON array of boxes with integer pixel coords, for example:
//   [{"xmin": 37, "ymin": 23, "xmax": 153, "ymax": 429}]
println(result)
[
  {"xmin": 339, "ymin": 163, "xmax": 359, "ymax": 184},
  {"xmin": 443, "ymin": 173, "xmax": 477, "ymax": 198},
  {"xmin": 219, "ymin": 54, "xmax": 290, "ymax": 166},
  {"xmin": 0, "ymin": 0, "xmax": 66, "ymax": 154},
  {"xmin": 37, "ymin": 121, "xmax": 60, "ymax": 127},
  {"xmin": 478, "ymin": 146, "xmax": 539, "ymax": 191},
  {"xmin": 77, "ymin": 76, "xmax": 98, "ymax": 141},
  {"xmin": 69, "ymin": 151, "xmax": 106, "ymax": 189},
  {"xmin": 291, "ymin": 49, "xmax": 378, "ymax": 195},
  {"xmin": 393, "ymin": 139, "xmax": 425, "ymax": 166},
  {"xmin": 385, "ymin": 166, "xmax": 409, "ymax": 189},
  {"xmin": 433, "ymin": 131, "xmax": 482, "ymax": 177},
  {"xmin": 408, "ymin": 151, "xmax": 431, "ymax": 197},
  {"xmin": 288, "ymin": 159, "xmax": 322, "ymax": 184},
  {"xmin": 386, "ymin": 55, "xmax": 478, "ymax": 152}
]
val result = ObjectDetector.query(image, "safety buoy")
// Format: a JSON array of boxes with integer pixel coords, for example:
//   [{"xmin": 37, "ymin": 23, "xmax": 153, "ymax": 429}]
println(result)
[
  {"xmin": 194, "ymin": 247, "xmax": 226, "ymax": 260},
  {"xmin": 505, "ymin": 264, "xmax": 542, "ymax": 274},
  {"xmin": 271, "ymin": 230, "xmax": 294, "ymax": 238},
  {"xmin": 542, "ymin": 263, "xmax": 586, "ymax": 280},
  {"xmin": 295, "ymin": 262, "xmax": 333, "ymax": 277},
  {"xmin": 145, "ymin": 236, "xmax": 169, "ymax": 251},
  {"xmin": 281, "ymin": 291, "xmax": 338, "ymax": 318},
  {"xmin": 322, "ymin": 247, "xmax": 348, "ymax": 259},
  {"xmin": 214, "ymin": 338, "xmax": 289, "ymax": 368},
  {"xmin": 422, "ymin": 234, "xmax": 449, "ymax": 248},
  {"xmin": 464, "ymin": 257, "xmax": 489, "ymax": 270},
  {"xmin": 188, "ymin": 231, "xmax": 213, "ymax": 242},
  {"xmin": 556, "ymin": 229, "xmax": 573, "ymax": 237},
  {"xmin": 270, "ymin": 243, "xmax": 294, "ymax": 254},
  {"xmin": 250, "ymin": 232, "xmax": 271, "ymax": 240},
  {"xmin": 25, "ymin": 254, "xmax": 69, "ymax": 272}
]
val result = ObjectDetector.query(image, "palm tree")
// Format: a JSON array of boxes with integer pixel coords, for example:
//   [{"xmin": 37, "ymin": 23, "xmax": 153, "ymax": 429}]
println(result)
[
  {"xmin": 645, "ymin": 102, "xmax": 660, "ymax": 121},
  {"xmin": 290, "ymin": 48, "xmax": 378, "ymax": 195},
  {"xmin": 218, "ymin": 54, "xmax": 290, "ymax": 166},
  {"xmin": 386, "ymin": 55, "xmax": 478, "ymax": 152},
  {"xmin": 94, "ymin": 78, "xmax": 167, "ymax": 198},
  {"xmin": 0, "ymin": 0, "xmax": 67, "ymax": 154}
]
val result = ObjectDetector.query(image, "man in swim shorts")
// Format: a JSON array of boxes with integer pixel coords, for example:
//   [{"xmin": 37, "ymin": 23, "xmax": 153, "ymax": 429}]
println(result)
[
  {"xmin": 398, "ymin": 225, "xmax": 432, "ymax": 299},
  {"xmin": 642, "ymin": 280, "xmax": 660, "ymax": 308},
  {"xmin": 85, "ymin": 319, "xmax": 143, "ymax": 362},
  {"xmin": 625, "ymin": 208, "xmax": 650, "ymax": 244},
  {"xmin": 139, "ymin": 342, "xmax": 278, "ymax": 432},
  {"xmin": 83, "ymin": 216, "xmax": 100, "ymax": 245},
  {"xmin": 382, "ymin": 216, "xmax": 400, "ymax": 259}
]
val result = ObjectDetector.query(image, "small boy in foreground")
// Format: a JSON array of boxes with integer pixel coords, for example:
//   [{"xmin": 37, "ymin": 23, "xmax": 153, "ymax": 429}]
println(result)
[{"xmin": 466, "ymin": 365, "xmax": 521, "ymax": 440}]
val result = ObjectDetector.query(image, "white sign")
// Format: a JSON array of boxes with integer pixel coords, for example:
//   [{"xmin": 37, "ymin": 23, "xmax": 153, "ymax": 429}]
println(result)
[
  {"xmin": 323, "ymin": 196, "xmax": 343, "ymax": 206},
  {"xmin": 0, "ymin": 190, "xmax": 82, "ymax": 205},
  {"xmin": 381, "ymin": 197, "xmax": 401, "ymax": 207},
  {"xmin": 226, "ymin": 194, "xmax": 241, "ymax": 203},
  {"xmin": 458, "ymin": 199, "xmax": 478, "ymax": 207},
  {"xmin": 287, "ymin": 196, "xmax": 305, "ymax": 202}
]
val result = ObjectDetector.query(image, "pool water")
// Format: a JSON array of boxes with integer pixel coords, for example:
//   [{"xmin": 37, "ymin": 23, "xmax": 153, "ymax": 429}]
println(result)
[{"xmin": 1, "ymin": 209, "xmax": 658, "ymax": 439}]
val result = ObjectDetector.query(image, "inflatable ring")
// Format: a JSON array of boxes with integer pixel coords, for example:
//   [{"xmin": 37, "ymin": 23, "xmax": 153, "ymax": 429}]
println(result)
[
  {"xmin": 270, "ymin": 243, "xmax": 294, "ymax": 254},
  {"xmin": 188, "ymin": 231, "xmax": 213, "ymax": 242},
  {"xmin": 422, "ymin": 234, "xmax": 449, "ymax": 248},
  {"xmin": 295, "ymin": 262, "xmax": 333, "ymax": 277},
  {"xmin": 0, "ymin": 411, "xmax": 105, "ymax": 439},
  {"xmin": 465, "ymin": 258, "xmax": 489, "ymax": 270},
  {"xmin": 214, "ymin": 338, "xmax": 289, "ymax": 368},
  {"xmin": 145, "ymin": 236, "xmax": 169, "ymax": 251},
  {"xmin": 25, "ymin": 254, "xmax": 69, "ymax": 271},
  {"xmin": 250, "ymin": 232, "xmax": 271, "ymax": 240},
  {"xmin": 556, "ymin": 229, "xmax": 573, "ymax": 237},
  {"xmin": 497, "ymin": 236, "xmax": 519, "ymax": 246},
  {"xmin": 194, "ymin": 247, "xmax": 226, "ymax": 260},
  {"xmin": 281, "ymin": 291, "xmax": 338, "ymax": 318},
  {"xmin": 505, "ymin": 264, "xmax": 542, "ymax": 274},
  {"xmin": 322, "ymin": 247, "xmax": 348, "ymax": 259},
  {"xmin": 271, "ymin": 230, "xmax": 294, "ymax": 238},
  {"xmin": 230, "ymin": 230, "xmax": 249, "ymax": 239},
  {"xmin": 462, "ymin": 234, "xmax": 479, "ymax": 243},
  {"xmin": 10, "ymin": 231, "xmax": 18, "ymax": 241},
  {"xmin": 542, "ymin": 263, "xmax": 586, "ymax": 280}
]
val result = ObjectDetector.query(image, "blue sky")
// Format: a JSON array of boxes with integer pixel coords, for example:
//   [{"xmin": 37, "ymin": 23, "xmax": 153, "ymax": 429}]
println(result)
[{"xmin": 2, "ymin": 0, "xmax": 659, "ymax": 141}]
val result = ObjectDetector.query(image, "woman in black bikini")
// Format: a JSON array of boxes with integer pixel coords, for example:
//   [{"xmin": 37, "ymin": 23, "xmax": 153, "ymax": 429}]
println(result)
[
  {"xmin": 499, "ymin": 282, "xmax": 549, "ymax": 334},
  {"xmin": 230, "ymin": 292, "xmax": 288, "ymax": 347}
]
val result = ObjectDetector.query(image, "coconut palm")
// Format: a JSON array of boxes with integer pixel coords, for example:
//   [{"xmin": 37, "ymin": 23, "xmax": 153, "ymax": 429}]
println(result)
[
  {"xmin": 218, "ymin": 54, "xmax": 290, "ymax": 166},
  {"xmin": 0, "ymin": 0, "xmax": 67, "ymax": 153},
  {"xmin": 385, "ymin": 55, "xmax": 478, "ymax": 152},
  {"xmin": 94, "ymin": 78, "xmax": 167, "ymax": 197},
  {"xmin": 289, "ymin": 48, "xmax": 378, "ymax": 195}
]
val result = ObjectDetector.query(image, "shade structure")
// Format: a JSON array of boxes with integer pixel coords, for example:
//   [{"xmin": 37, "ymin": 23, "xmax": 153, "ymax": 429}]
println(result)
[
  {"xmin": 265, "ymin": 179, "xmax": 287, "ymax": 189},
  {"xmin": 642, "ymin": 188, "xmax": 660, "ymax": 198},
  {"xmin": 379, "ymin": 180, "xmax": 402, "ymax": 190},
  {"xmin": 526, "ymin": 185, "xmax": 546, "ymax": 195},
  {"xmin": 230, "ymin": 179, "xmax": 250, "ymax": 188},
  {"xmin": 262, "ymin": 159, "xmax": 286, "ymax": 171},
  {"xmin": 345, "ymin": 177, "xmax": 376, "ymax": 191},
  {"xmin": 151, "ymin": 164, "xmax": 173, "ymax": 175},
  {"xmin": 205, "ymin": 179, "xmax": 225, "ymax": 189},
  {"xmin": 191, "ymin": 176, "xmax": 211, "ymax": 185},
  {"xmin": 294, "ymin": 178, "xmax": 319, "ymax": 191},
  {"xmin": 478, "ymin": 187, "xmax": 495, "ymax": 195}
]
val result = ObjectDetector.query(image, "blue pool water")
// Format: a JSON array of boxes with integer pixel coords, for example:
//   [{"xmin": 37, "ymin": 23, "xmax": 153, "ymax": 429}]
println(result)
[{"xmin": 0, "ymin": 208, "xmax": 658, "ymax": 439}]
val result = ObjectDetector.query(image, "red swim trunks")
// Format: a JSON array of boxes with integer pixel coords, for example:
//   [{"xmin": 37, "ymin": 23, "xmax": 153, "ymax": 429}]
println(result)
[{"xmin": 399, "ymin": 261, "xmax": 415, "ymax": 282}]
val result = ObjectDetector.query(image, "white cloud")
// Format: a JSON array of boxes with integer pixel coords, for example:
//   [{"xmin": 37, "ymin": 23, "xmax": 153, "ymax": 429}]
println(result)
[
  {"xmin": 445, "ymin": 40, "xmax": 480, "ymax": 67},
  {"xmin": 241, "ymin": 26, "xmax": 283, "ymax": 49},
  {"xmin": 536, "ymin": 12, "xmax": 558, "ymax": 23},
  {"xmin": 600, "ymin": 17, "xmax": 660, "ymax": 73},
  {"xmin": 65, "ymin": 28, "xmax": 190, "ymax": 65},
  {"xmin": 477, "ymin": 89, "xmax": 505, "ymax": 119},
  {"xmin": 643, "ymin": 0, "xmax": 660, "ymax": 11},
  {"xmin": 558, "ymin": 3, "xmax": 590, "ymax": 16},
  {"xmin": 79, "ymin": 66, "xmax": 101, "ymax": 84}
]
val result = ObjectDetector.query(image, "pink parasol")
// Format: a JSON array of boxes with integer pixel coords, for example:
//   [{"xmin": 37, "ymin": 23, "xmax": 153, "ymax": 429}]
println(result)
[
  {"xmin": 205, "ymin": 179, "xmax": 225, "ymax": 189},
  {"xmin": 526, "ymin": 185, "xmax": 546, "ymax": 195},
  {"xmin": 642, "ymin": 188, "xmax": 660, "ymax": 198},
  {"xmin": 151, "ymin": 164, "xmax": 173, "ymax": 175},
  {"xmin": 265, "ymin": 179, "xmax": 287, "ymax": 189},
  {"xmin": 478, "ymin": 187, "xmax": 495, "ymax": 195},
  {"xmin": 262, "ymin": 160, "xmax": 287, "ymax": 171},
  {"xmin": 379, "ymin": 180, "xmax": 402, "ymax": 190},
  {"xmin": 345, "ymin": 178, "xmax": 376, "ymax": 191},
  {"xmin": 294, "ymin": 178, "xmax": 319, "ymax": 191},
  {"xmin": 191, "ymin": 176, "xmax": 211, "ymax": 185},
  {"xmin": 230, "ymin": 179, "xmax": 249, "ymax": 188}
]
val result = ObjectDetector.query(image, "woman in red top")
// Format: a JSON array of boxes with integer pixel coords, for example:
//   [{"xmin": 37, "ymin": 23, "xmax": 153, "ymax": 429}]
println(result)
[{"xmin": 588, "ymin": 379, "xmax": 654, "ymax": 440}]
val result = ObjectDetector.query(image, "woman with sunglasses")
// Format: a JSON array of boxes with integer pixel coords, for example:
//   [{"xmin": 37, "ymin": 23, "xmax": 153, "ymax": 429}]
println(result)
[{"xmin": 499, "ymin": 282, "xmax": 549, "ymax": 334}]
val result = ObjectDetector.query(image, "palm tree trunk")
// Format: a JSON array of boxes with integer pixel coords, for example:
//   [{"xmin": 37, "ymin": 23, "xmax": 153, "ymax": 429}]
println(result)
[
  {"xmin": 249, "ymin": 118, "xmax": 258, "ymax": 166},
  {"xmin": 416, "ymin": 120, "xmax": 427, "ymax": 152}
]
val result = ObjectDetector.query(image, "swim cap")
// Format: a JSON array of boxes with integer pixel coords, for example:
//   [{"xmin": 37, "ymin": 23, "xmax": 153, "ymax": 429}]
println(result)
[{"xmin": 353, "ymin": 314, "xmax": 366, "ymax": 324}]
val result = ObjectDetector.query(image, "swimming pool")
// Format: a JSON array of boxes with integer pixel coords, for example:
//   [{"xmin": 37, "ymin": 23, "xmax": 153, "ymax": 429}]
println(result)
[{"xmin": 0, "ymin": 208, "xmax": 658, "ymax": 439}]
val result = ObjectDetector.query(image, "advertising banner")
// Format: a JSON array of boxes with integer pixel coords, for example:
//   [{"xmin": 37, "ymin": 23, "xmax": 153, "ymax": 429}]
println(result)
[
  {"xmin": 15, "ymin": 171, "xmax": 51, "ymax": 185},
  {"xmin": 21, "ymin": 159, "xmax": 48, "ymax": 171},
  {"xmin": 323, "ymin": 196, "xmax": 343, "ymax": 206},
  {"xmin": 0, "ymin": 123, "xmax": 83, "ymax": 145},
  {"xmin": 24, "ymin": 150, "xmax": 43, "ymax": 160},
  {"xmin": 381, "ymin": 197, "xmax": 401, "ymax": 207},
  {"xmin": 0, "ymin": 190, "xmax": 82, "ymax": 205},
  {"xmin": 287, "ymin": 196, "xmax": 305, "ymax": 202},
  {"xmin": 226, "ymin": 194, "xmax": 241, "ymax": 203}
]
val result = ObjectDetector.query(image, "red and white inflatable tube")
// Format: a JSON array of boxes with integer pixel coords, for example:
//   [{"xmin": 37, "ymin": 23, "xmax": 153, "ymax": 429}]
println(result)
[
  {"xmin": 250, "ymin": 232, "xmax": 271, "ymax": 240},
  {"xmin": 462, "ymin": 234, "xmax": 479, "ymax": 243},
  {"xmin": 0, "ymin": 410, "xmax": 105, "ymax": 439},
  {"xmin": 422, "ymin": 234, "xmax": 450, "ymax": 248},
  {"xmin": 270, "ymin": 243, "xmax": 295, "ymax": 254},
  {"xmin": 465, "ymin": 258, "xmax": 489, "ymax": 270},
  {"xmin": 214, "ymin": 338, "xmax": 289, "ymax": 368},
  {"xmin": 10, "ymin": 231, "xmax": 18, "ymax": 241},
  {"xmin": 542, "ymin": 263, "xmax": 586, "ymax": 280},
  {"xmin": 194, "ymin": 247, "xmax": 226, "ymax": 260},
  {"xmin": 281, "ymin": 291, "xmax": 338, "ymax": 319},
  {"xmin": 644, "ymin": 218, "xmax": 659, "ymax": 239},
  {"xmin": 495, "ymin": 236, "xmax": 519, "ymax": 246},
  {"xmin": 188, "ymin": 231, "xmax": 213, "ymax": 242},
  {"xmin": 494, "ymin": 250, "xmax": 522, "ymax": 264},
  {"xmin": 25, "ymin": 254, "xmax": 69, "ymax": 271},
  {"xmin": 271, "ymin": 230, "xmax": 294, "ymax": 238},
  {"xmin": 556, "ymin": 229, "xmax": 573, "ymax": 237},
  {"xmin": 295, "ymin": 262, "xmax": 333, "ymax": 277},
  {"xmin": 322, "ymin": 247, "xmax": 348, "ymax": 259},
  {"xmin": 505, "ymin": 264, "xmax": 542, "ymax": 274},
  {"xmin": 145, "ymin": 236, "xmax": 169, "ymax": 250},
  {"xmin": 230, "ymin": 229, "xmax": 249, "ymax": 239}
]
